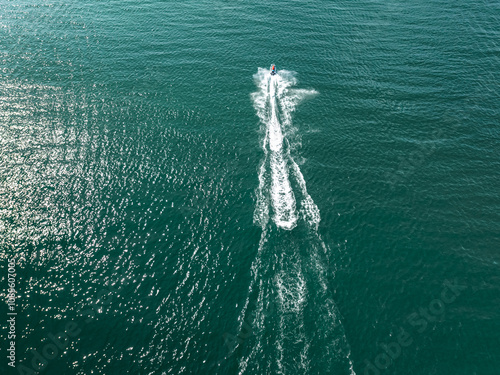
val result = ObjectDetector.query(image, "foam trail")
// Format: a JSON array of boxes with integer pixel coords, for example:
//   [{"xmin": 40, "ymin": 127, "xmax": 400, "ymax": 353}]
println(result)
[
  {"xmin": 252, "ymin": 68, "xmax": 318, "ymax": 230},
  {"xmin": 275, "ymin": 253, "xmax": 309, "ymax": 374},
  {"xmin": 253, "ymin": 130, "xmax": 269, "ymax": 228},
  {"xmin": 268, "ymin": 75, "xmax": 298, "ymax": 230},
  {"xmin": 290, "ymin": 158, "xmax": 321, "ymax": 231},
  {"xmin": 237, "ymin": 67, "xmax": 356, "ymax": 375}
]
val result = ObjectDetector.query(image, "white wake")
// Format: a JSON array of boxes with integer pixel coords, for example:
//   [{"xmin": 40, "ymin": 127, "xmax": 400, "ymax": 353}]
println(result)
[
  {"xmin": 252, "ymin": 67, "xmax": 319, "ymax": 231},
  {"xmin": 232, "ymin": 67, "xmax": 356, "ymax": 375}
]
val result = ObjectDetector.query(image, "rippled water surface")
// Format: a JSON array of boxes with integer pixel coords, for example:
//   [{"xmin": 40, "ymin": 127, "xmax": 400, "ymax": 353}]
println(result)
[{"xmin": 1, "ymin": 1, "xmax": 499, "ymax": 374}]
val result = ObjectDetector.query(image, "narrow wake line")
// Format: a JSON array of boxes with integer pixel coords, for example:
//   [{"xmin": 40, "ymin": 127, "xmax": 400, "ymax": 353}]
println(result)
[
  {"xmin": 268, "ymin": 73, "xmax": 297, "ymax": 230},
  {"xmin": 253, "ymin": 131, "xmax": 269, "ymax": 228},
  {"xmin": 289, "ymin": 157, "xmax": 321, "ymax": 231}
]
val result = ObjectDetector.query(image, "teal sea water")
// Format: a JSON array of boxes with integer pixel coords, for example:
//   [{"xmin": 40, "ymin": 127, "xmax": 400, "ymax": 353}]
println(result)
[{"xmin": 1, "ymin": 1, "xmax": 499, "ymax": 374}]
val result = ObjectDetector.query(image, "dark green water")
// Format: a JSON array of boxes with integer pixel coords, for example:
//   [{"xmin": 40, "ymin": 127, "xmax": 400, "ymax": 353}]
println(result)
[{"xmin": 1, "ymin": 1, "xmax": 499, "ymax": 374}]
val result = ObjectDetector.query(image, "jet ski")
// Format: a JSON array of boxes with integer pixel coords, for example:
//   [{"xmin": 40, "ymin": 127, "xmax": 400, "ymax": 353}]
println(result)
[{"xmin": 270, "ymin": 64, "xmax": 277, "ymax": 75}]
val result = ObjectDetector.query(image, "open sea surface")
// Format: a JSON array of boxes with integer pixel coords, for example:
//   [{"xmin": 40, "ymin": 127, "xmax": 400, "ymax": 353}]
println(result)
[{"xmin": 1, "ymin": 1, "xmax": 499, "ymax": 374}]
